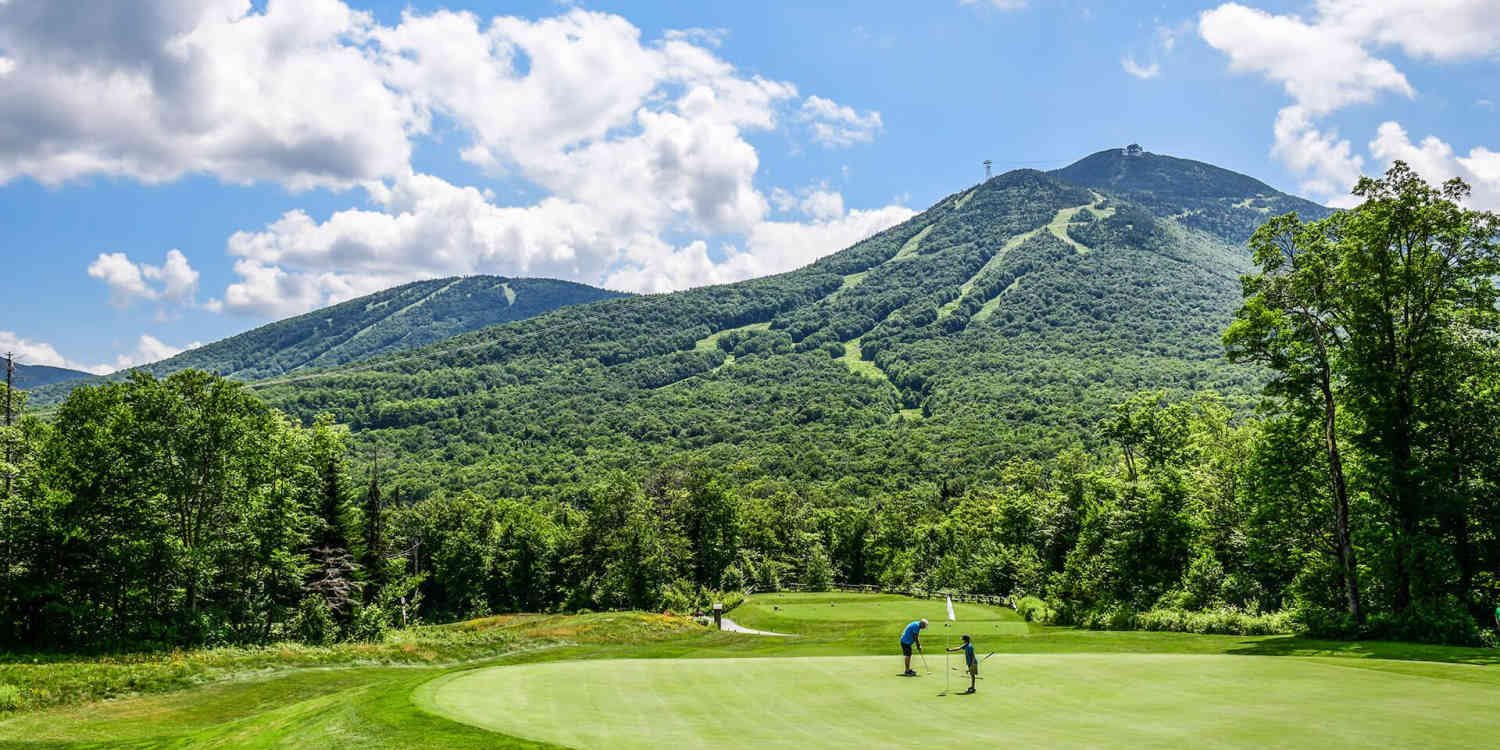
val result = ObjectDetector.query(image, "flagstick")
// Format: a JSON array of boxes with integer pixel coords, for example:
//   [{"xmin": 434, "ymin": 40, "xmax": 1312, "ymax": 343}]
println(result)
[{"xmin": 944, "ymin": 623, "xmax": 950, "ymax": 695}]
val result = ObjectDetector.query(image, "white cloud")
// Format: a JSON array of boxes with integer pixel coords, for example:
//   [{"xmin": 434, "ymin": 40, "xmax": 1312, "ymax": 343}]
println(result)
[
  {"xmin": 1200, "ymin": 1, "xmax": 1500, "ymax": 205},
  {"xmin": 798, "ymin": 95, "xmax": 883, "ymax": 147},
  {"xmin": 1271, "ymin": 106, "xmax": 1365, "ymax": 206},
  {"xmin": 1478, "ymin": 99, "xmax": 1495, "ymax": 110},
  {"xmin": 218, "ymin": 171, "xmax": 915, "ymax": 313},
  {"xmin": 0, "ymin": 331, "xmax": 197, "ymax": 375},
  {"xmin": 112, "ymin": 334, "xmax": 201, "ymax": 370},
  {"xmin": 1314, "ymin": 0, "xmax": 1500, "ymax": 62},
  {"xmin": 7, "ymin": 3, "xmax": 903, "ymax": 317},
  {"xmin": 87, "ymin": 253, "xmax": 152, "ymax": 306},
  {"xmin": 1121, "ymin": 56, "xmax": 1160, "ymax": 80},
  {"xmin": 196, "ymin": 7, "xmax": 902, "ymax": 316},
  {"xmin": 662, "ymin": 27, "xmax": 727, "ymax": 47},
  {"xmin": 0, "ymin": 330, "xmax": 108, "ymax": 374},
  {"xmin": 0, "ymin": 0, "xmax": 421, "ymax": 189},
  {"xmin": 1199, "ymin": 3, "xmax": 1413, "ymax": 116},
  {"xmin": 1368, "ymin": 123, "xmax": 1500, "ymax": 210},
  {"xmin": 87, "ymin": 249, "xmax": 201, "ymax": 311},
  {"xmin": 604, "ymin": 203, "xmax": 917, "ymax": 293}
]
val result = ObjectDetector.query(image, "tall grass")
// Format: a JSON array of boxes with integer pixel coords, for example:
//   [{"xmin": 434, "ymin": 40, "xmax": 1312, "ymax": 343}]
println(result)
[{"xmin": 0, "ymin": 612, "xmax": 703, "ymax": 715}]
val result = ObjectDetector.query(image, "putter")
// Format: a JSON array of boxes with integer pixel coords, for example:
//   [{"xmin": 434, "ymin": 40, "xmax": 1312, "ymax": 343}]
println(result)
[{"xmin": 917, "ymin": 649, "xmax": 932, "ymax": 675}]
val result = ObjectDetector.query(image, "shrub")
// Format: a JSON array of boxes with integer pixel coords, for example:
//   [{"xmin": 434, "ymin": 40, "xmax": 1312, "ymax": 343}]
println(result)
[
  {"xmin": 803, "ymin": 545, "xmax": 833, "ymax": 592},
  {"xmin": 1292, "ymin": 604, "xmax": 1361, "ymax": 640},
  {"xmin": 349, "ymin": 604, "xmax": 390, "ymax": 643},
  {"xmin": 1082, "ymin": 606, "xmax": 1292, "ymax": 636},
  {"xmin": 754, "ymin": 559, "xmax": 783, "ymax": 592},
  {"xmin": 1362, "ymin": 602, "xmax": 1481, "ymax": 646},
  {"xmin": 0, "ymin": 683, "xmax": 20, "ymax": 712},
  {"xmin": 293, "ymin": 595, "xmax": 337, "ymax": 646},
  {"xmin": 1015, "ymin": 596, "xmax": 1052, "ymax": 623}
]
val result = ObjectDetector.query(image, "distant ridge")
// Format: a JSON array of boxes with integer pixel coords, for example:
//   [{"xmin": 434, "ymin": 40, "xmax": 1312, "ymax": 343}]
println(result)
[
  {"xmin": 2, "ymin": 359, "xmax": 95, "ymax": 390},
  {"xmin": 27, "ymin": 275, "xmax": 628, "ymax": 403}
]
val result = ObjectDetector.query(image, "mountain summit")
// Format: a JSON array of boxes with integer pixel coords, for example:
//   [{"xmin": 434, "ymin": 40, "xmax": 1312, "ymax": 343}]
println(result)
[{"xmin": 243, "ymin": 147, "xmax": 1331, "ymax": 495}]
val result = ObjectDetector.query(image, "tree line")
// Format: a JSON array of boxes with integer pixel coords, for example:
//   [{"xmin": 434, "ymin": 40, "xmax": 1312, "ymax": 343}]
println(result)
[{"xmin": 0, "ymin": 164, "xmax": 1494, "ymax": 652}]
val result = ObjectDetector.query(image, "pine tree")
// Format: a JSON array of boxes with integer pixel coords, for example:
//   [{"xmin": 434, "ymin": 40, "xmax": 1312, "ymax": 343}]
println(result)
[
  {"xmin": 362, "ymin": 468, "xmax": 387, "ymax": 601},
  {"xmin": 308, "ymin": 455, "xmax": 361, "ymax": 618}
]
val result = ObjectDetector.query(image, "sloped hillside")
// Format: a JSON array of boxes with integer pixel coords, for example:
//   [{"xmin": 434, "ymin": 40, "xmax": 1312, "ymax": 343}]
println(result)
[
  {"xmin": 2, "ymin": 360, "xmax": 94, "ymax": 389},
  {"xmin": 27, "ymin": 276, "xmax": 627, "ymax": 403},
  {"xmin": 250, "ymin": 148, "xmax": 1330, "ymax": 499}
]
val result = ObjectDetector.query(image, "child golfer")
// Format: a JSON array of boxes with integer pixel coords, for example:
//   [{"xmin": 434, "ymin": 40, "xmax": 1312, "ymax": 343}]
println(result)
[{"xmin": 947, "ymin": 634, "xmax": 978, "ymax": 694}]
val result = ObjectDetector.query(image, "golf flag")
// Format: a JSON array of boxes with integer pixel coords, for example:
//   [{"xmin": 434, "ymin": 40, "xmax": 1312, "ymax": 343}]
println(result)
[{"xmin": 946, "ymin": 595, "xmax": 956, "ymax": 621}]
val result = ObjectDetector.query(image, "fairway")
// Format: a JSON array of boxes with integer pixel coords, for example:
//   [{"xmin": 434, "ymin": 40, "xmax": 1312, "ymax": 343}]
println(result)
[
  {"xmin": 730, "ymin": 591, "xmax": 1032, "ymax": 638},
  {"xmin": 421, "ymin": 653, "xmax": 1500, "ymax": 749}
]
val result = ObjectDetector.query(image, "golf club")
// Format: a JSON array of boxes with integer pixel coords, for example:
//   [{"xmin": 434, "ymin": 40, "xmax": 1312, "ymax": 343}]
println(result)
[
  {"xmin": 917, "ymin": 648, "xmax": 932, "ymax": 675},
  {"xmin": 949, "ymin": 667, "xmax": 985, "ymax": 679}
]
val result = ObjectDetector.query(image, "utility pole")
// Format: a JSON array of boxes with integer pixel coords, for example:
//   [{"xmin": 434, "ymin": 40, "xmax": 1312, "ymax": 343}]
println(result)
[{"xmin": 3, "ymin": 352, "xmax": 13, "ymax": 501}]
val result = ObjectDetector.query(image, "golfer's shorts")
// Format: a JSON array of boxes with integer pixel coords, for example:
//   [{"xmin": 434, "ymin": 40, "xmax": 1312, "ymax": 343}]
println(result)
[
  {"xmin": 901, "ymin": 642, "xmax": 913, "ymax": 657},
  {"xmin": 967, "ymin": 661, "xmax": 979, "ymax": 675}
]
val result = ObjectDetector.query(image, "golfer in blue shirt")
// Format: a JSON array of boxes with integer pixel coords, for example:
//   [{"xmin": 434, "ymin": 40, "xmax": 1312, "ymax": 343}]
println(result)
[
  {"xmin": 900, "ymin": 618, "xmax": 928, "ymax": 676},
  {"xmin": 947, "ymin": 634, "xmax": 978, "ymax": 694}
]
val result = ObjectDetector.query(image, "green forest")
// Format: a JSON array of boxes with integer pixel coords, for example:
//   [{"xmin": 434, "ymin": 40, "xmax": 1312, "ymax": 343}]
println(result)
[
  {"xmin": 24, "ymin": 275, "xmax": 626, "ymax": 402},
  {"xmin": 1, "ymin": 157, "xmax": 1496, "ymax": 654}
]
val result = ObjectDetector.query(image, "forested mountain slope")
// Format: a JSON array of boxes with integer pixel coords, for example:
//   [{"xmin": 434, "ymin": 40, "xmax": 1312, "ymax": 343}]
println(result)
[
  {"xmin": 1, "ymin": 359, "xmax": 93, "ymax": 389},
  {"xmin": 252, "ymin": 147, "xmax": 1331, "ymax": 500},
  {"xmin": 29, "ymin": 276, "xmax": 627, "ymax": 403}
]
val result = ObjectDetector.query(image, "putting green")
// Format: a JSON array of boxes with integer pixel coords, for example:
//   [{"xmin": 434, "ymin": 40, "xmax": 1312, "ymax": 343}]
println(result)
[{"xmin": 419, "ymin": 654, "xmax": 1500, "ymax": 749}]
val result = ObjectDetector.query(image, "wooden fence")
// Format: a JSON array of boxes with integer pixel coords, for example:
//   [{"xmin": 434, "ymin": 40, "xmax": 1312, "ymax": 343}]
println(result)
[{"xmin": 772, "ymin": 582, "xmax": 1013, "ymax": 610}]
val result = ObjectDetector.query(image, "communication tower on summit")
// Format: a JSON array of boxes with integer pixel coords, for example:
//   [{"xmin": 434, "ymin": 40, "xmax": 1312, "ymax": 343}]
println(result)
[{"xmin": 983, "ymin": 160, "xmax": 992, "ymax": 181}]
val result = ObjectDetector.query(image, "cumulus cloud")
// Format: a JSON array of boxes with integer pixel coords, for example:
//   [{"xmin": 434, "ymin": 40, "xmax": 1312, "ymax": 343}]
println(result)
[
  {"xmin": 0, "ymin": 331, "xmax": 198, "ymax": 375},
  {"xmin": 1200, "ymin": 1, "xmax": 1500, "ymax": 205},
  {"xmin": 798, "ymin": 96, "xmax": 883, "ymax": 147},
  {"xmin": 604, "ymin": 203, "xmax": 917, "ymax": 293},
  {"xmin": 0, "ymin": 0, "xmax": 421, "ymax": 189},
  {"xmin": 1271, "ymin": 107, "xmax": 1365, "ymax": 207},
  {"xmin": 6, "ymin": 2, "xmax": 905, "ymax": 317},
  {"xmin": 0, "ymin": 330, "xmax": 107, "ymax": 374},
  {"xmin": 190, "ymin": 7, "xmax": 903, "ymax": 316},
  {"xmin": 218, "ymin": 171, "xmax": 914, "ymax": 314},
  {"xmin": 1369, "ymin": 123, "xmax": 1500, "ymax": 209},
  {"xmin": 1120, "ymin": 56, "xmax": 1160, "ymax": 80},
  {"xmin": 87, "ymin": 249, "xmax": 201, "ymax": 313},
  {"xmin": 112, "ymin": 334, "xmax": 201, "ymax": 370}
]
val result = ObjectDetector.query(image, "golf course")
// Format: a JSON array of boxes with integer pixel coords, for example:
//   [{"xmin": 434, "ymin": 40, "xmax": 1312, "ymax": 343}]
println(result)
[{"xmin": 6, "ymin": 591, "xmax": 1498, "ymax": 748}]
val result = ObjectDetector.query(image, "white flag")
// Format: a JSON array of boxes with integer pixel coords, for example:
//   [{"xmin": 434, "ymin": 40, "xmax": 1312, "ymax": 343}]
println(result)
[{"xmin": 946, "ymin": 595, "xmax": 956, "ymax": 621}]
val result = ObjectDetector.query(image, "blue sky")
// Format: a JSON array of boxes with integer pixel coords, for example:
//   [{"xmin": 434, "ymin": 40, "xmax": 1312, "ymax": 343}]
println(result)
[{"xmin": 2, "ymin": 0, "xmax": 1496, "ymax": 373}]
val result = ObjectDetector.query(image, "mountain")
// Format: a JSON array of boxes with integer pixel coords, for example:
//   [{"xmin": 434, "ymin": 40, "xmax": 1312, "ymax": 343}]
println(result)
[
  {"xmin": 1052, "ymin": 146, "xmax": 1330, "ymax": 242},
  {"xmin": 26, "ymin": 276, "xmax": 627, "ymax": 403},
  {"xmin": 2, "ymin": 359, "xmax": 95, "ymax": 390},
  {"xmin": 244, "ymin": 147, "xmax": 1332, "ymax": 500}
]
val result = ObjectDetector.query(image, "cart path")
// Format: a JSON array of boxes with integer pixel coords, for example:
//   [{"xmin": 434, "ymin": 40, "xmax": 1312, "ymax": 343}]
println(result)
[{"xmin": 719, "ymin": 617, "xmax": 793, "ymax": 636}]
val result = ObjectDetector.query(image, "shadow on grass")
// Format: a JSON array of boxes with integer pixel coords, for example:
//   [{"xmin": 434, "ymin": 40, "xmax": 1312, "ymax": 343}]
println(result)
[{"xmin": 1225, "ymin": 636, "xmax": 1500, "ymax": 666}]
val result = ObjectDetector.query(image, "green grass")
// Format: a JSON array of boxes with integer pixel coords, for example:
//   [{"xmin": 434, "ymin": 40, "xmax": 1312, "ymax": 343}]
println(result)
[
  {"xmin": 427, "ymin": 653, "xmax": 1500, "ymax": 749},
  {"xmin": 835, "ymin": 340, "xmax": 889, "ymax": 383},
  {"xmin": 889, "ymin": 224, "xmax": 934, "ymax": 261},
  {"xmin": 4, "ymin": 593, "xmax": 1498, "ymax": 748},
  {"xmin": 692, "ymin": 322, "xmax": 770, "ymax": 353}
]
